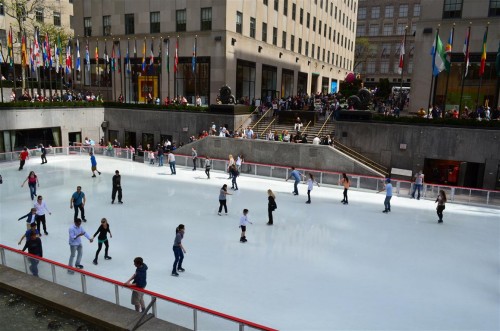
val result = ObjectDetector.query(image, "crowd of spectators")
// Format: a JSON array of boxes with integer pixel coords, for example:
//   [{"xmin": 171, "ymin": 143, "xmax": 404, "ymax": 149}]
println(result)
[{"xmin": 12, "ymin": 88, "xmax": 103, "ymax": 103}]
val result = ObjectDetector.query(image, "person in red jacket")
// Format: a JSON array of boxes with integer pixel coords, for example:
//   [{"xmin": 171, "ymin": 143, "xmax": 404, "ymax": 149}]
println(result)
[{"xmin": 19, "ymin": 147, "xmax": 29, "ymax": 171}]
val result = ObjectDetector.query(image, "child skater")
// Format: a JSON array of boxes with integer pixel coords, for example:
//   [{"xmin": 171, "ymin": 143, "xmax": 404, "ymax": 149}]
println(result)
[
  {"xmin": 148, "ymin": 151, "xmax": 155, "ymax": 165},
  {"xmin": 239, "ymin": 209, "xmax": 253, "ymax": 243},
  {"xmin": 435, "ymin": 190, "xmax": 447, "ymax": 223},
  {"xmin": 305, "ymin": 173, "xmax": 320, "ymax": 204},
  {"xmin": 339, "ymin": 173, "xmax": 350, "ymax": 204}
]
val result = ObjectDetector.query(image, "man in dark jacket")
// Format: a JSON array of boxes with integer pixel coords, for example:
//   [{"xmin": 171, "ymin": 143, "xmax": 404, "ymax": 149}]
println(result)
[
  {"xmin": 22, "ymin": 231, "xmax": 43, "ymax": 276},
  {"xmin": 111, "ymin": 170, "xmax": 123, "ymax": 204}
]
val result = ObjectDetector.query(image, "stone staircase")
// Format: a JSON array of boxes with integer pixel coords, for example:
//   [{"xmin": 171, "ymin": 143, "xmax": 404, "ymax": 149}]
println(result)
[{"xmin": 251, "ymin": 115, "xmax": 336, "ymax": 140}]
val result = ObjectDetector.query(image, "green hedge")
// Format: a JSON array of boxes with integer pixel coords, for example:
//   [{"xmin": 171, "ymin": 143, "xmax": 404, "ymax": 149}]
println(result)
[
  {"xmin": 102, "ymin": 102, "xmax": 210, "ymax": 112},
  {"xmin": 371, "ymin": 114, "xmax": 500, "ymax": 128}
]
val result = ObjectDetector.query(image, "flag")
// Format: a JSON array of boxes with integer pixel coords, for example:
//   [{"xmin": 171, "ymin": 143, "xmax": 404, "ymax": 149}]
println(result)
[
  {"xmin": 111, "ymin": 43, "xmax": 115, "ymax": 72},
  {"xmin": 117, "ymin": 42, "xmax": 121, "ymax": 74},
  {"xmin": 21, "ymin": 34, "xmax": 28, "ymax": 67},
  {"xmin": 397, "ymin": 34, "xmax": 405, "ymax": 75},
  {"xmin": 65, "ymin": 39, "xmax": 72, "ymax": 74},
  {"xmin": 46, "ymin": 33, "xmax": 52, "ymax": 68},
  {"xmin": 30, "ymin": 43, "xmax": 34, "ymax": 72},
  {"xmin": 85, "ymin": 39, "xmax": 90, "ymax": 72},
  {"xmin": 479, "ymin": 26, "xmax": 488, "ymax": 77},
  {"xmin": 95, "ymin": 42, "xmax": 99, "ymax": 74},
  {"xmin": 431, "ymin": 32, "xmax": 449, "ymax": 76},
  {"xmin": 445, "ymin": 28, "xmax": 453, "ymax": 64},
  {"xmin": 41, "ymin": 34, "xmax": 47, "ymax": 67},
  {"xmin": 57, "ymin": 35, "xmax": 63, "ymax": 73},
  {"xmin": 33, "ymin": 28, "xmax": 40, "ymax": 69},
  {"xmin": 7, "ymin": 26, "xmax": 13, "ymax": 66},
  {"xmin": 54, "ymin": 37, "xmax": 60, "ymax": 73},
  {"xmin": 142, "ymin": 39, "xmax": 146, "ymax": 71},
  {"xmin": 463, "ymin": 27, "xmax": 471, "ymax": 78},
  {"xmin": 76, "ymin": 39, "xmax": 81, "ymax": 71},
  {"xmin": 149, "ymin": 40, "xmax": 154, "ymax": 66},
  {"xmin": 192, "ymin": 37, "xmax": 196, "ymax": 73},
  {"xmin": 174, "ymin": 38, "xmax": 179, "ymax": 73},
  {"xmin": 166, "ymin": 38, "xmax": 169, "ymax": 73},
  {"xmin": 126, "ymin": 40, "xmax": 131, "ymax": 74},
  {"xmin": 104, "ymin": 41, "xmax": 109, "ymax": 73},
  {"xmin": 0, "ymin": 43, "xmax": 3, "ymax": 64},
  {"xmin": 157, "ymin": 39, "xmax": 162, "ymax": 73}
]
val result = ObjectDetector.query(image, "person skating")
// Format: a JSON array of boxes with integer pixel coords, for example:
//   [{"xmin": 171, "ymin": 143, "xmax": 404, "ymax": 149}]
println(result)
[
  {"xmin": 68, "ymin": 218, "xmax": 93, "ymax": 273},
  {"xmin": 21, "ymin": 171, "xmax": 39, "ymax": 201},
  {"xmin": 167, "ymin": 151, "xmax": 176, "ymax": 174},
  {"xmin": 191, "ymin": 147, "xmax": 198, "ymax": 171},
  {"xmin": 286, "ymin": 167, "xmax": 305, "ymax": 195},
  {"xmin": 305, "ymin": 173, "xmax": 320, "ymax": 204},
  {"xmin": 239, "ymin": 209, "xmax": 253, "ymax": 243},
  {"xmin": 229, "ymin": 165, "xmax": 239, "ymax": 190},
  {"xmin": 111, "ymin": 170, "xmax": 123, "ymax": 204},
  {"xmin": 171, "ymin": 224, "xmax": 186, "ymax": 276},
  {"xmin": 70, "ymin": 186, "xmax": 87, "ymax": 222},
  {"xmin": 19, "ymin": 147, "xmax": 29, "ymax": 171},
  {"xmin": 267, "ymin": 189, "xmax": 277, "ymax": 225},
  {"xmin": 90, "ymin": 152, "xmax": 101, "ymax": 177},
  {"xmin": 34, "ymin": 195, "xmax": 51, "ymax": 235},
  {"xmin": 204, "ymin": 156, "xmax": 212, "ymax": 179},
  {"xmin": 22, "ymin": 231, "xmax": 43, "ymax": 277},
  {"xmin": 40, "ymin": 143, "xmax": 47, "ymax": 164},
  {"xmin": 378, "ymin": 178, "xmax": 393, "ymax": 213},
  {"xmin": 218, "ymin": 184, "xmax": 232, "ymax": 215},
  {"xmin": 18, "ymin": 208, "xmax": 37, "ymax": 229},
  {"xmin": 124, "ymin": 257, "xmax": 148, "ymax": 312},
  {"xmin": 435, "ymin": 190, "xmax": 447, "ymax": 223},
  {"xmin": 92, "ymin": 218, "xmax": 112, "ymax": 265},
  {"xmin": 339, "ymin": 173, "xmax": 350, "ymax": 204},
  {"xmin": 411, "ymin": 171, "xmax": 424, "ymax": 200}
]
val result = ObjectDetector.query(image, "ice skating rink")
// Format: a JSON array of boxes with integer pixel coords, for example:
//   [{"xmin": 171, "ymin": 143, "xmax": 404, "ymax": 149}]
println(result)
[{"xmin": 0, "ymin": 155, "xmax": 499, "ymax": 331}]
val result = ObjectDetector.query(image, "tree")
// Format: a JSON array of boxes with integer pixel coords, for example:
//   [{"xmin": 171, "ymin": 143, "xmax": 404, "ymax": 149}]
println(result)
[{"xmin": 353, "ymin": 37, "xmax": 370, "ymax": 73}]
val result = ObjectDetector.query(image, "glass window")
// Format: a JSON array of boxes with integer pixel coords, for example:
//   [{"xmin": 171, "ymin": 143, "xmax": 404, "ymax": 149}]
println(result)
[
  {"xmin": 366, "ymin": 60, "xmax": 375, "ymax": 74},
  {"xmin": 53, "ymin": 11, "xmax": 61, "ymax": 26},
  {"xmin": 291, "ymin": 35, "xmax": 295, "ymax": 52},
  {"xmin": 236, "ymin": 11, "xmax": 243, "ymax": 34},
  {"xmin": 305, "ymin": 41, "xmax": 309, "ymax": 56},
  {"xmin": 300, "ymin": 8, "xmax": 303, "ymax": 24},
  {"xmin": 292, "ymin": 3, "xmax": 296, "ymax": 20},
  {"xmin": 407, "ymin": 60, "xmax": 413, "ymax": 74},
  {"xmin": 371, "ymin": 6, "xmax": 380, "ymax": 19},
  {"xmin": 0, "ymin": 3, "xmax": 4, "ymax": 15},
  {"xmin": 411, "ymin": 24, "xmax": 417, "ymax": 35},
  {"xmin": 356, "ymin": 24, "xmax": 365, "ymax": 36},
  {"xmin": 298, "ymin": 37, "xmax": 302, "ymax": 54},
  {"xmin": 262, "ymin": 22, "xmax": 268, "ymax": 42},
  {"xmin": 443, "ymin": 0, "xmax": 462, "ymax": 18},
  {"xmin": 103, "ymin": 15, "xmax": 111, "ymax": 36},
  {"xmin": 274, "ymin": 0, "xmax": 279, "ymax": 11},
  {"xmin": 358, "ymin": 7, "xmax": 366, "ymax": 19},
  {"xmin": 381, "ymin": 43, "xmax": 391, "ymax": 57},
  {"xmin": 263, "ymin": 0, "xmax": 268, "ymax": 5},
  {"xmin": 236, "ymin": 60, "xmax": 256, "ymax": 102},
  {"xmin": 150, "ymin": 12, "xmax": 160, "ymax": 33},
  {"xmin": 380, "ymin": 60, "xmax": 389, "ymax": 73},
  {"xmin": 490, "ymin": 0, "xmax": 500, "ymax": 16},
  {"xmin": 413, "ymin": 4, "xmax": 421, "ymax": 17},
  {"xmin": 313, "ymin": 17, "xmax": 316, "ymax": 32},
  {"xmin": 319, "ymin": 20, "xmax": 322, "ymax": 34},
  {"xmin": 369, "ymin": 24, "xmax": 379, "ymax": 36},
  {"xmin": 176, "ymin": 10, "xmax": 186, "ymax": 32},
  {"xmin": 284, "ymin": 0, "xmax": 288, "ymax": 15},
  {"xmin": 307, "ymin": 12, "xmax": 310, "ymax": 28},
  {"xmin": 399, "ymin": 4, "xmax": 408, "ymax": 17},
  {"xmin": 312, "ymin": 43, "xmax": 315, "ymax": 58},
  {"xmin": 201, "ymin": 7, "xmax": 212, "ymax": 31},
  {"xmin": 282, "ymin": 31, "xmax": 287, "ymax": 49},
  {"xmin": 385, "ymin": 5, "xmax": 393, "ymax": 18},
  {"xmin": 250, "ymin": 17, "xmax": 256, "ymax": 38},
  {"xmin": 36, "ymin": 8, "xmax": 43, "ymax": 22},
  {"xmin": 273, "ymin": 27, "xmax": 277, "ymax": 45},
  {"xmin": 125, "ymin": 14, "xmax": 135, "ymax": 34},
  {"xmin": 0, "ymin": 30, "xmax": 6, "ymax": 47},
  {"xmin": 383, "ymin": 23, "xmax": 393, "ymax": 36},
  {"xmin": 397, "ymin": 23, "xmax": 406, "ymax": 35},
  {"xmin": 84, "ymin": 17, "xmax": 92, "ymax": 37}
]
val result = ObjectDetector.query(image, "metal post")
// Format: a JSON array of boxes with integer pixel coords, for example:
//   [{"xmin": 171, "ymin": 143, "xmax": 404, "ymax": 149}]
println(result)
[
  {"xmin": 81, "ymin": 274, "xmax": 87, "ymax": 294},
  {"xmin": 320, "ymin": 172, "xmax": 323, "ymax": 184},
  {"xmin": 115, "ymin": 284, "xmax": 120, "ymax": 305},
  {"xmin": 23, "ymin": 256, "xmax": 28, "ymax": 274},
  {"xmin": 486, "ymin": 191, "xmax": 490, "ymax": 205},
  {"xmin": 239, "ymin": 323, "xmax": 245, "ymax": 331},
  {"xmin": 152, "ymin": 298, "xmax": 157, "ymax": 317},
  {"xmin": 51, "ymin": 264, "xmax": 56, "ymax": 283},
  {"xmin": 193, "ymin": 309, "xmax": 198, "ymax": 331}
]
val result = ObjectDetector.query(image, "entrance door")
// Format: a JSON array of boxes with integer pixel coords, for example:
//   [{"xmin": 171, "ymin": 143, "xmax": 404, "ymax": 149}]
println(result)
[{"xmin": 68, "ymin": 132, "xmax": 81, "ymax": 146}]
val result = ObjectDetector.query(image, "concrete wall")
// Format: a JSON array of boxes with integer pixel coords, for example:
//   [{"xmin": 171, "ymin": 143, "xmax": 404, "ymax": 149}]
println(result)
[{"xmin": 334, "ymin": 121, "xmax": 500, "ymax": 189}]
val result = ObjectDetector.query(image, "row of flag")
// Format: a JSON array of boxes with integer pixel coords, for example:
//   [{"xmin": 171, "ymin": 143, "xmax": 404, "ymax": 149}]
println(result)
[
  {"xmin": 1, "ymin": 27, "xmax": 197, "ymax": 76},
  {"xmin": 431, "ymin": 26, "xmax": 489, "ymax": 78}
]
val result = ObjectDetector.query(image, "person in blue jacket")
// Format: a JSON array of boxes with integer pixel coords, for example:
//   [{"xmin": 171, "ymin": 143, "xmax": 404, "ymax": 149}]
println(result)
[
  {"xmin": 89, "ymin": 152, "xmax": 101, "ymax": 177},
  {"xmin": 124, "ymin": 257, "xmax": 148, "ymax": 312},
  {"xmin": 286, "ymin": 167, "xmax": 305, "ymax": 195}
]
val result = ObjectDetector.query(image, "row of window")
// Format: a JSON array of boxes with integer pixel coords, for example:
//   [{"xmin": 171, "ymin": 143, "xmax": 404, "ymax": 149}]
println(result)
[
  {"xmin": 263, "ymin": 0, "xmax": 357, "ymax": 17},
  {"xmin": 359, "ymin": 60, "xmax": 414, "ymax": 75},
  {"xmin": 443, "ymin": 0, "xmax": 500, "ymax": 18},
  {"xmin": 34, "ymin": 8, "xmax": 62, "ymax": 26},
  {"xmin": 358, "ymin": 4, "xmax": 420, "ymax": 20},
  {"xmin": 357, "ymin": 23, "xmax": 416, "ymax": 37}
]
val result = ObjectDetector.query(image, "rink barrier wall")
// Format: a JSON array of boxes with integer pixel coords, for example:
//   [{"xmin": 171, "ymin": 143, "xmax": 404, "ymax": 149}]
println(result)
[
  {"xmin": 0, "ymin": 244, "xmax": 278, "ymax": 331},
  {"xmin": 1, "ymin": 146, "xmax": 499, "ymax": 207}
]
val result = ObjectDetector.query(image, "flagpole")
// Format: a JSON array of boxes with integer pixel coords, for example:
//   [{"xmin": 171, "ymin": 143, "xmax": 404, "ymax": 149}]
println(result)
[
  {"xmin": 48, "ymin": 35, "xmax": 53, "ymax": 101},
  {"xmin": 119, "ymin": 38, "xmax": 123, "ymax": 102},
  {"xmin": 428, "ymin": 26, "xmax": 440, "ymax": 116},
  {"xmin": 398, "ymin": 27, "xmax": 407, "ymax": 110},
  {"xmin": 442, "ymin": 24, "xmax": 455, "ymax": 115},
  {"xmin": 158, "ymin": 37, "xmax": 162, "ymax": 103},
  {"xmin": 167, "ymin": 37, "xmax": 170, "ymax": 99},
  {"xmin": 134, "ymin": 37, "xmax": 137, "ymax": 104},
  {"xmin": 112, "ymin": 38, "xmax": 116, "ymax": 102},
  {"xmin": 194, "ymin": 35, "xmax": 197, "ymax": 103},
  {"xmin": 476, "ymin": 23, "xmax": 489, "ymax": 110},
  {"xmin": 0, "ymin": 45, "xmax": 3, "ymax": 103},
  {"xmin": 459, "ymin": 24, "xmax": 471, "ymax": 116}
]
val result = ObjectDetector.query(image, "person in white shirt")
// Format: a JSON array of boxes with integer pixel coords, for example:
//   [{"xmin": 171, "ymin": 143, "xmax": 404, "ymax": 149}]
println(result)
[
  {"xmin": 167, "ymin": 151, "xmax": 176, "ymax": 175},
  {"xmin": 196, "ymin": 95, "xmax": 202, "ymax": 106},
  {"xmin": 34, "ymin": 196, "xmax": 51, "ymax": 235},
  {"xmin": 305, "ymin": 173, "xmax": 320, "ymax": 204},
  {"xmin": 68, "ymin": 218, "xmax": 93, "ymax": 273},
  {"xmin": 236, "ymin": 154, "xmax": 243, "ymax": 173},
  {"xmin": 312, "ymin": 136, "xmax": 321, "ymax": 145},
  {"xmin": 245, "ymin": 127, "xmax": 254, "ymax": 139},
  {"xmin": 239, "ymin": 209, "xmax": 253, "ymax": 243}
]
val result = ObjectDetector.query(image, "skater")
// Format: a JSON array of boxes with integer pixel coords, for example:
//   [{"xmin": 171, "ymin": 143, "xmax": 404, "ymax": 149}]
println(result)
[
  {"xmin": 267, "ymin": 189, "xmax": 277, "ymax": 225},
  {"xmin": 218, "ymin": 184, "xmax": 232, "ymax": 215},
  {"xmin": 18, "ymin": 207, "xmax": 38, "ymax": 229},
  {"xmin": 378, "ymin": 178, "xmax": 393, "ymax": 213},
  {"xmin": 70, "ymin": 186, "xmax": 87, "ymax": 222},
  {"xmin": 171, "ymin": 224, "xmax": 186, "ymax": 277},
  {"xmin": 40, "ymin": 143, "xmax": 47, "ymax": 164},
  {"xmin": 305, "ymin": 173, "xmax": 320, "ymax": 204},
  {"xmin": 124, "ymin": 257, "xmax": 148, "ymax": 312},
  {"xmin": 411, "ymin": 171, "xmax": 424, "ymax": 200},
  {"xmin": 111, "ymin": 170, "xmax": 123, "ymax": 204},
  {"xmin": 191, "ymin": 147, "xmax": 198, "ymax": 170},
  {"xmin": 90, "ymin": 152, "xmax": 102, "ymax": 177},
  {"xmin": 19, "ymin": 147, "xmax": 29, "ymax": 170},
  {"xmin": 34, "ymin": 195, "xmax": 51, "ymax": 235},
  {"xmin": 21, "ymin": 171, "xmax": 39, "ymax": 200},
  {"xmin": 92, "ymin": 218, "xmax": 112, "ymax": 265},
  {"xmin": 229, "ymin": 164, "xmax": 239, "ymax": 190},
  {"xmin": 68, "ymin": 218, "xmax": 93, "ymax": 273},
  {"xmin": 339, "ymin": 173, "xmax": 350, "ymax": 204},
  {"xmin": 22, "ymin": 231, "xmax": 43, "ymax": 277},
  {"xmin": 286, "ymin": 167, "xmax": 305, "ymax": 195},
  {"xmin": 239, "ymin": 209, "xmax": 252, "ymax": 243},
  {"xmin": 157, "ymin": 145, "xmax": 164, "ymax": 167},
  {"xmin": 18, "ymin": 222, "xmax": 40, "ymax": 246},
  {"xmin": 236, "ymin": 154, "xmax": 244, "ymax": 173},
  {"xmin": 435, "ymin": 190, "xmax": 447, "ymax": 223},
  {"xmin": 227, "ymin": 154, "xmax": 235, "ymax": 179},
  {"xmin": 167, "ymin": 151, "xmax": 176, "ymax": 174},
  {"xmin": 148, "ymin": 150, "xmax": 155, "ymax": 165},
  {"xmin": 204, "ymin": 156, "xmax": 212, "ymax": 179}
]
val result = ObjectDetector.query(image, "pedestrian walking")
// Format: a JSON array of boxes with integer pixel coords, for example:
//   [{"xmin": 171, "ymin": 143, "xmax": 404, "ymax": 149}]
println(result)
[
  {"xmin": 21, "ymin": 171, "xmax": 39, "ymax": 200},
  {"xmin": 305, "ymin": 173, "xmax": 320, "ymax": 204},
  {"xmin": 239, "ymin": 209, "xmax": 253, "ymax": 243},
  {"xmin": 229, "ymin": 165, "xmax": 239, "ymax": 190},
  {"xmin": 18, "ymin": 208, "xmax": 38, "ymax": 229},
  {"xmin": 40, "ymin": 144, "xmax": 47, "ymax": 164},
  {"xmin": 92, "ymin": 218, "xmax": 112, "ymax": 265},
  {"xmin": 22, "ymin": 231, "xmax": 43, "ymax": 277},
  {"xmin": 171, "ymin": 224, "xmax": 186, "ymax": 277},
  {"xmin": 111, "ymin": 170, "xmax": 123, "ymax": 204},
  {"xmin": 339, "ymin": 173, "xmax": 350, "ymax": 205},
  {"xmin": 204, "ymin": 156, "xmax": 212, "ymax": 179},
  {"xmin": 267, "ymin": 189, "xmax": 277, "ymax": 225},
  {"xmin": 167, "ymin": 151, "xmax": 176, "ymax": 175},
  {"xmin": 378, "ymin": 178, "xmax": 393, "ymax": 213},
  {"xmin": 411, "ymin": 171, "xmax": 424, "ymax": 200},
  {"xmin": 124, "ymin": 257, "xmax": 148, "ymax": 312},
  {"xmin": 70, "ymin": 186, "xmax": 87, "ymax": 222},
  {"xmin": 67, "ymin": 218, "xmax": 93, "ymax": 273},
  {"xmin": 435, "ymin": 190, "xmax": 447, "ymax": 223},
  {"xmin": 90, "ymin": 152, "xmax": 102, "ymax": 177},
  {"xmin": 286, "ymin": 167, "xmax": 305, "ymax": 195},
  {"xmin": 34, "ymin": 195, "xmax": 51, "ymax": 235},
  {"xmin": 218, "ymin": 184, "xmax": 232, "ymax": 215},
  {"xmin": 191, "ymin": 147, "xmax": 198, "ymax": 171},
  {"xmin": 19, "ymin": 147, "xmax": 29, "ymax": 170}
]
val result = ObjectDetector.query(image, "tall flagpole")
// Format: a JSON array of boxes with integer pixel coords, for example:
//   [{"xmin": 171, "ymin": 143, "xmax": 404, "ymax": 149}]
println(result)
[
  {"xmin": 442, "ymin": 24, "xmax": 455, "ymax": 114},
  {"xmin": 194, "ymin": 35, "xmax": 197, "ymax": 103},
  {"xmin": 459, "ymin": 23, "xmax": 471, "ymax": 115},
  {"xmin": 119, "ymin": 38, "xmax": 123, "ymax": 101},
  {"xmin": 112, "ymin": 38, "xmax": 116, "ymax": 101},
  {"xmin": 428, "ymin": 26, "xmax": 440, "ymax": 116},
  {"xmin": 398, "ymin": 26, "xmax": 407, "ymax": 110},
  {"xmin": 476, "ymin": 23, "xmax": 489, "ymax": 110},
  {"xmin": 158, "ymin": 37, "xmax": 162, "ymax": 102},
  {"xmin": 167, "ymin": 37, "xmax": 170, "ymax": 99}
]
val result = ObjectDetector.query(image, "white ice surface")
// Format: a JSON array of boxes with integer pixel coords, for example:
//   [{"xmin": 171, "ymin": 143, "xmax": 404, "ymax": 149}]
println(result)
[{"xmin": 0, "ymin": 155, "xmax": 499, "ymax": 331}]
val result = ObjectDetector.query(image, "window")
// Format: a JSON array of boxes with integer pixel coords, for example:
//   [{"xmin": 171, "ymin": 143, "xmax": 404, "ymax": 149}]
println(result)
[
  {"xmin": 366, "ymin": 60, "xmax": 375, "ymax": 73},
  {"xmin": 236, "ymin": 11, "xmax": 243, "ymax": 34},
  {"xmin": 312, "ymin": 43, "xmax": 315, "ymax": 58},
  {"xmin": 319, "ymin": 20, "xmax": 322, "ymax": 34},
  {"xmin": 413, "ymin": 4, "xmax": 421, "ymax": 17},
  {"xmin": 284, "ymin": 0, "xmax": 288, "ymax": 15},
  {"xmin": 385, "ymin": 5, "xmax": 394, "ymax": 18},
  {"xmin": 262, "ymin": 22, "xmax": 268, "ymax": 42},
  {"xmin": 399, "ymin": 4, "xmax": 408, "ymax": 17},
  {"xmin": 274, "ymin": 0, "xmax": 279, "ymax": 11},
  {"xmin": 273, "ymin": 27, "xmax": 277, "ymax": 45},
  {"xmin": 322, "ymin": 48, "xmax": 325, "ymax": 62},
  {"xmin": 291, "ymin": 35, "xmax": 295, "ymax": 51},
  {"xmin": 176, "ymin": 10, "xmax": 186, "ymax": 32},
  {"xmin": 369, "ymin": 24, "xmax": 379, "ymax": 36},
  {"xmin": 356, "ymin": 24, "xmax": 365, "ymax": 36},
  {"xmin": 305, "ymin": 41, "xmax": 309, "ymax": 56},
  {"xmin": 0, "ymin": 3, "xmax": 4, "ymax": 15},
  {"xmin": 292, "ymin": 3, "xmax": 296, "ymax": 20},
  {"xmin": 300, "ymin": 8, "xmax": 304, "ymax": 24},
  {"xmin": 307, "ymin": 13, "xmax": 310, "ymax": 28},
  {"xmin": 84, "ymin": 17, "xmax": 92, "ymax": 36},
  {"xmin": 103, "ymin": 15, "xmax": 111, "ymax": 35},
  {"xmin": 282, "ymin": 31, "xmax": 287, "ymax": 48},
  {"xmin": 490, "ymin": 0, "xmax": 500, "ymax": 16},
  {"xmin": 327, "ymin": 51, "xmax": 330, "ymax": 63},
  {"xmin": 380, "ymin": 60, "xmax": 389, "ymax": 74},
  {"xmin": 53, "ymin": 11, "xmax": 61, "ymax": 26},
  {"xmin": 298, "ymin": 38, "xmax": 302, "ymax": 54},
  {"xmin": 125, "ymin": 14, "xmax": 135, "ymax": 34},
  {"xmin": 149, "ymin": 12, "xmax": 160, "ymax": 33},
  {"xmin": 397, "ymin": 23, "xmax": 405, "ymax": 35},
  {"xmin": 358, "ymin": 7, "xmax": 366, "ymax": 19},
  {"xmin": 383, "ymin": 23, "xmax": 393, "ymax": 36},
  {"xmin": 329, "ymin": 27, "xmax": 332, "ymax": 39},
  {"xmin": 411, "ymin": 24, "xmax": 416, "ymax": 35},
  {"xmin": 407, "ymin": 60, "xmax": 413, "ymax": 74},
  {"xmin": 250, "ymin": 17, "xmax": 256, "ymax": 38},
  {"xmin": 324, "ymin": 23, "xmax": 327, "ymax": 37},
  {"xmin": 371, "ymin": 6, "xmax": 380, "ymax": 19},
  {"xmin": 201, "ymin": 7, "xmax": 212, "ymax": 31},
  {"xmin": 443, "ymin": 0, "xmax": 462, "ymax": 18},
  {"xmin": 263, "ymin": 0, "xmax": 268, "ymax": 5},
  {"xmin": 35, "ymin": 8, "xmax": 43, "ymax": 22},
  {"xmin": 313, "ymin": 17, "xmax": 316, "ymax": 31},
  {"xmin": 381, "ymin": 43, "xmax": 391, "ymax": 57},
  {"xmin": 0, "ymin": 29, "xmax": 6, "ymax": 46}
]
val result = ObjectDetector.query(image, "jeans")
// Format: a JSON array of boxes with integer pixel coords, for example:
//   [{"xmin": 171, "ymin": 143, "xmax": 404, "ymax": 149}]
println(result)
[
  {"xmin": 112, "ymin": 186, "xmax": 122, "ymax": 202},
  {"xmin": 74, "ymin": 204, "xmax": 85, "ymax": 221},
  {"xmin": 95, "ymin": 240, "xmax": 109, "ymax": 260},
  {"xmin": 268, "ymin": 208, "xmax": 273, "ymax": 224},
  {"xmin": 384, "ymin": 196, "xmax": 392, "ymax": 211},
  {"xmin": 36, "ymin": 214, "xmax": 47, "ymax": 234},
  {"xmin": 169, "ymin": 161, "xmax": 176, "ymax": 174},
  {"xmin": 412, "ymin": 184, "xmax": 422, "ymax": 199},
  {"xmin": 19, "ymin": 159, "xmax": 26, "ymax": 170},
  {"xmin": 232, "ymin": 177, "xmax": 238, "ymax": 190},
  {"xmin": 69, "ymin": 244, "xmax": 83, "ymax": 267},
  {"xmin": 218, "ymin": 200, "xmax": 227, "ymax": 213},
  {"xmin": 29, "ymin": 258, "xmax": 40, "ymax": 276},
  {"xmin": 158, "ymin": 155, "xmax": 164, "ymax": 166},
  {"xmin": 307, "ymin": 190, "xmax": 311, "ymax": 202},
  {"xmin": 205, "ymin": 168, "xmax": 210, "ymax": 178},
  {"xmin": 172, "ymin": 246, "xmax": 184, "ymax": 273},
  {"xmin": 41, "ymin": 153, "xmax": 47, "ymax": 163},
  {"xmin": 343, "ymin": 188, "xmax": 348, "ymax": 203},
  {"xmin": 29, "ymin": 183, "xmax": 37, "ymax": 200},
  {"xmin": 193, "ymin": 158, "xmax": 197, "ymax": 170},
  {"xmin": 437, "ymin": 205, "xmax": 445, "ymax": 221},
  {"xmin": 293, "ymin": 180, "xmax": 300, "ymax": 194}
]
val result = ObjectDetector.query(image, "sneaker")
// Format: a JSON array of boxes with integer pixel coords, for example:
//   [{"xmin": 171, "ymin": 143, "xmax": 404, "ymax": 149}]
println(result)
[
  {"xmin": 240, "ymin": 238, "xmax": 245, "ymax": 243},
  {"xmin": 83, "ymin": 218, "xmax": 87, "ymax": 222},
  {"xmin": 44, "ymin": 231, "xmax": 49, "ymax": 235},
  {"xmin": 438, "ymin": 220, "xmax": 443, "ymax": 223},
  {"xmin": 171, "ymin": 272, "xmax": 179, "ymax": 277},
  {"xmin": 104, "ymin": 256, "xmax": 112, "ymax": 260},
  {"xmin": 75, "ymin": 264, "xmax": 84, "ymax": 269},
  {"xmin": 382, "ymin": 210, "xmax": 388, "ymax": 213},
  {"xmin": 98, "ymin": 172, "xmax": 101, "ymax": 175},
  {"xmin": 118, "ymin": 201, "xmax": 123, "ymax": 204},
  {"xmin": 177, "ymin": 267, "xmax": 185, "ymax": 272},
  {"xmin": 267, "ymin": 222, "xmax": 273, "ymax": 226},
  {"xmin": 93, "ymin": 260, "xmax": 98, "ymax": 265},
  {"xmin": 306, "ymin": 201, "xmax": 311, "ymax": 204},
  {"xmin": 234, "ymin": 188, "xmax": 238, "ymax": 191}
]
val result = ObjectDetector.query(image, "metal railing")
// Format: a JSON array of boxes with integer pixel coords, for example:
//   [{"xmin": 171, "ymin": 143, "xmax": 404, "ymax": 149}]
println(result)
[
  {"xmin": 234, "ymin": 107, "xmax": 259, "ymax": 134},
  {"xmin": 332, "ymin": 139, "xmax": 390, "ymax": 177},
  {"xmin": 300, "ymin": 120, "xmax": 312, "ymax": 135},
  {"xmin": 316, "ymin": 110, "xmax": 335, "ymax": 137},
  {"xmin": 0, "ymin": 245, "xmax": 277, "ymax": 331},
  {"xmin": 250, "ymin": 107, "xmax": 273, "ymax": 136},
  {"xmin": 259, "ymin": 118, "xmax": 276, "ymax": 138}
]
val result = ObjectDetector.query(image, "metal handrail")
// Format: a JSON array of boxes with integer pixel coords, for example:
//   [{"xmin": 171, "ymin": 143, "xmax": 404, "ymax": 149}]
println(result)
[
  {"xmin": 260, "ymin": 118, "xmax": 276, "ymax": 137},
  {"xmin": 301, "ymin": 120, "xmax": 312, "ymax": 135},
  {"xmin": 333, "ymin": 139, "xmax": 389, "ymax": 176},
  {"xmin": 251, "ymin": 107, "xmax": 273, "ymax": 134},
  {"xmin": 316, "ymin": 110, "xmax": 334, "ymax": 137},
  {"xmin": 234, "ymin": 107, "xmax": 258, "ymax": 134}
]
